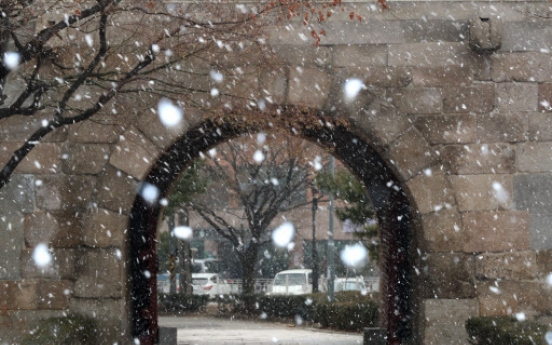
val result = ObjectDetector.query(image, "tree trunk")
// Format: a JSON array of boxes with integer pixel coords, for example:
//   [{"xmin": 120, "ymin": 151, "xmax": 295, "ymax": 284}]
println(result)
[
  {"xmin": 178, "ymin": 210, "xmax": 193, "ymax": 294},
  {"xmin": 240, "ymin": 242, "xmax": 259, "ymax": 312}
]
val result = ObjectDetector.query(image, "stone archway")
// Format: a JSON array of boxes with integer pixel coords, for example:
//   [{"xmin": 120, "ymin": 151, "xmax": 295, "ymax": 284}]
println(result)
[{"xmin": 127, "ymin": 107, "xmax": 415, "ymax": 345}]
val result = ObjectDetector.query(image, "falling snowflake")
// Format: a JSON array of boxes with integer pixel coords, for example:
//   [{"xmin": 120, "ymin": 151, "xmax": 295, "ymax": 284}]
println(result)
[
  {"xmin": 32, "ymin": 243, "xmax": 52, "ymax": 267},
  {"xmin": 272, "ymin": 222, "xmax": 295, "ymax": 248},
  {"xmin": 208, "ymin": 149, "xmax": 217, "ymax": 158},
  {"xmin": 343, "ymin": 78, "xmax": 366, "ymax": 100},
  {"xmin": 157, "ymin": 98, "xmax": 183, "ymax": 127},
  {"xmin": 546, "ymin": 273, "xmax": 552, "ymax": 287},
  {"xmin": 210, "ymin": 70, "xmax": 224, "ymax": 82},
  {"xmin": 340, "ymin": 243, "xmax": 368, "ymax": 267},
  {"xmin": 253, "ymin": 150, "xmax": 265, "ymax": 163},
  {"xmin": 174, "ymin": 226, "xmax": 193, "ymax": 240},
  {"xmin": 3, "ymin": 52, "xmax": 20, "ymax": 70},
  {"xmin": 85, "ymin": 34, "xmax": 94, "ymax": 47},
  {"xmin": 546, "ymin": 331, "xmax": 552, "ymax": 345},
  {"xmin": 140, "ymin": 183, "xmax": 160, "ymax": 204},
  {"xmin": 257, "ymin": 132, "xmax": 266, "ymax": 145},
  {"xmin": 492, "ymin": 181, "xmax": 509, "ymax": 204},
  {"xmin": 211, "ymin": 88, "xmax": 220, "ymax": 97},
  {"xmin": 514, "ymin": 312, "xmax": 526, "ymax": 321}
]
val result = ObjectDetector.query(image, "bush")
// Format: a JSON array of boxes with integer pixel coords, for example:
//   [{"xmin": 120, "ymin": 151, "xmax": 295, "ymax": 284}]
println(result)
[
  {"xmin": 315, "ymin": 300, "xmax": 379, "ymax": 331},
  {"xmin": 22, "ymin": 314, "xmax": 98, "ymax": 345},
  {"xmin": 466, "ymin": 316, "xmax": 549, "ymax": 345},
  {"xmin": 257, "ymin": 295, "xmax": 313, "ymax": 319},
  {"xmin": 159, "ymin": 293, "xmax": 209, "ymax": 312}
]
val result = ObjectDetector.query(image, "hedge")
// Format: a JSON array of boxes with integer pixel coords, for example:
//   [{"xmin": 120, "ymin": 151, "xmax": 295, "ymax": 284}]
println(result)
[
  {"xmin": 466, "ymin": 316, "xmax": 549, "ymax": 345},
  {"xmin": 159, "ymin": 293, "xmax": 209, "ymax": 312},
  {"xmin": 315, "ymin": 300, "xmax": 379, "ymax": 331},
  {"xmin": 22, "ymin": 314, "xmax": 98, "ymax": 345}
]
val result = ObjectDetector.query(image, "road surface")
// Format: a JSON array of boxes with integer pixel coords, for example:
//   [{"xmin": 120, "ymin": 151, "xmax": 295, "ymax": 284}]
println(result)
[{"xmin": 158, "ymin": 315, "xmax": 364, "ymax": 345}]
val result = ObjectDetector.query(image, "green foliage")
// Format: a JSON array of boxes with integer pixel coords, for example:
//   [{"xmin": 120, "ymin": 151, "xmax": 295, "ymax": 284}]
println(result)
[
  {"xmin": 157, "ymin": 231, "xmax": 171, "ymax": 272},
  {"xmin": 158, "ymin": 293, "xmax": 209, "ymax": 312},
  {"xmin": 164, "ymin": 160, "xmax": 208, "ymax": 218},
  {"xmin": 465, "ymin": 316, "xmax": 548, "ymax": 345},
  {"xmin": 315, "ymin": 300, "xmax": 379, "ymax": 331},
  {"xmin": 22, "ymin": 314, "xmax": 98, "ymax": 345}
]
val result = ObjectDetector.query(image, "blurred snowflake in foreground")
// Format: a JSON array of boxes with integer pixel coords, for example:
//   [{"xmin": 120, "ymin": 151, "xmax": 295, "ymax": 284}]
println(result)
[
  {"xmin": 340, "ymin": 243, "xmax": 368, "ymax": 267},
  {"xmin": 33, "ymin": 243, "xmax": 52, "ymax": 267},
  {"xmin": 272, "ymin": 222, "xmax": 295, "ymax": 248}
]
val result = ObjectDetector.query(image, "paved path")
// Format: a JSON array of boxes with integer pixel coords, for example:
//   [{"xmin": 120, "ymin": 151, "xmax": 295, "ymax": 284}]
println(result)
[{"xmin": 158, "ymin": 315, "xmax": 363, "ymax": 345}]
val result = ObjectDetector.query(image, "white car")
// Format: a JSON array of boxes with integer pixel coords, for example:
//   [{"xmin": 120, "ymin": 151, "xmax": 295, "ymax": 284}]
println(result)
[
  {"xmin": 192, "ymin": 273, "xmax": 231, "ymax": 297},
  {"xmin": 334, "ymin": 277, "xmax": 367, "ymax": 292},
  {"xmin": 268, "ymin": 269, "xmax": 313, "ymax": 295}
]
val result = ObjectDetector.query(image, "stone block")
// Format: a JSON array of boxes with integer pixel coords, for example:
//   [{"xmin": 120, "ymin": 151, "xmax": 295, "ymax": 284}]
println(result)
[
  {"xmin": 462, "ymin": 211, "xmax": 530, "ymax": 253},
  {"xmin": 476, "ymin": 111, "xmax": 527, "ymax": 143},
  {"xmin": 475, "ymin": 251, "xmax": 538, "ymax": 280},
  {"xmin": 24, "ymin": 212, "xmax": 82, "ymax": 248},
  {"xmin": 61, "ymin": 144, "xmax": 111, "ymax": 175},
  {"xmin": 407, "ymin": 174, "xmax": 456, "ymax": 215},
  {"xmin": 96, "ymin": 166, "xmax": 138, "ymax": 215},
  {"xmin": 514, "ymin": 174, "xmax": 552, "ymax": 215},
  {"xmin": 422, "ymin": 299, "xmax": 478, "ymax": 345},
  {"xmin": 388, "ymin": 42, "xmax": 473, "ymax": 67},
  {"xmin": 500, "ymin": 21, "xmax": 552, "ymax": 53},
  {"xmin": 536, "ymin": 250, "xmax": 552, "ymax": 279},
  {"xmin": 0, "ymin": 280, "xmax": 38, "ymax": 310},
  {"xmin": 0, "ymin": 310, "xmax": 65, "ymax": 344},
  {"xmin": 411, "ymin": 66, "xmax": 473, "ymax": 87},
  {"xmin": 420, "ymin": 253, "xmax": 475, "ymax": 299},
  {"xmin": 82, "ymin": 210, "xmax": 126, "ymax": 248},
  {"xmin": 450, "ymin": 175, "xmax": 513, "ymax": 211},
  {"xmin": 515, "ymin": 142, "xmax": 552, "ymax": 173},
  {"xmin": 528, "ymin": 215, "xmax": 552, "ymax": 250},
  {"xmin": 109, "ymin": 126, "xmax": 160, "ymax": 180},
  {"xmin": 136, "ymin": 110, "xmax": 189, "ymax": 150},
  {"xmin": 528, "ymin": 112, "xmax": 552, "ymax": 141},
  {"xmin": 332, "ymin": 44, "xmax": 387, "ymax": 67},
  {"xmin": 496, "ymin": 82, "xmax": 538, "ymax": 112},
  {"xmin": 477, "ymin": 281, "xmax": 550, "ymax": 317},
  {"xmin": 442, "ymin": 83, "xmax": 495, "ymax": 113},
  {"xmin": 21, "ymin": 248, "xmax": 76, "ymax": 280},
  {"xmin": 69, "ymin": 297, "xmax": 126, "ymax": 344},
  {"xmin": 272, "ymin": 44, "xmax": 333, "ymax": 68},
  {"xmin": 74, "ymin": 248, "xmax": 123, "ymax": 298},
  {"xmin": 259, "ymin": 66, "xmax": 288, "ymax": 106},
  {"xmin": 492, "ymin": 53, "xmax": 552, "ymax": 82},
  {"xmin": 417, "ymin": 209, "xmax": 463, "ymax": 252},
  {"xmin": 0, "ymin": 175, "xmax": 34, "ymax": 215},
  {"xmin": 387, "ymin": 87, "xmax": 442, "ymax": 114},
  {"xmin": 441, "ymin": 144, "xmax": 514, "ymax": 175},
  {"xmin": 0, "ymin": 143, "xmax": 61, "ymax": 175},
  {"xmin": 0, "ymin": 113, "xmax": 68, "ymax": 142},
  {"xmin": 389, "ymin": 127, "xmax": 438, "ymax": 180},
  {"xmin": 35, "ymin": 175, "xmax": 96, "ymax": 212},
  {"xmin": 401, "ymin": 19, "xmax": 468, "ymax": 43},
  {"xmin": 0, "ymin": 216, "xmax": 23, "ymax": 279},
  {"xmin": 37, "ymin": 280, "xmax": 71, "ymax": 309},
  {"xmin": 68, "ymin": 118, "xmax": 123, "ymax": 143},
  {"xmin": 538, "ymin": 83, "xmax": 552, "ymax": 112},
  {"xmin": 288, "ymin": 67, "xmax": 331, "ymax": 109},
  {"xmin": 413, "ymin": 114, "xmax": 477, "ymax": 145}
]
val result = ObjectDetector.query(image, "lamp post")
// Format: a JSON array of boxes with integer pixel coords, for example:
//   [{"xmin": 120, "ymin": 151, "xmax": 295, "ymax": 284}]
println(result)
[
  {"xmin": 327, "ymin": 156, "xmax": 335, "ymax": 302},
  {"xmin": 311, "ymin": 185, "xmax": 319, "ymax": 292}
]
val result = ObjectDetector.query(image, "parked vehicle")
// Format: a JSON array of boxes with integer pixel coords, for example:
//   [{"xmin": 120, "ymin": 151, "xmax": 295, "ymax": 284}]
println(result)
[
  {"xmin": 268, "ymin": 269, "xmax": 313, "ymax": 295},
  {"xmin": 192, "ymin": 273, "xmax": 231, "ymax": 297},
  {"xmin": 191, "ymin": 259, "xmax": 220, "ymax": 274},
  {"xmin": 334, "ymin": 277, "xmax": 366, "ymax": 292}
]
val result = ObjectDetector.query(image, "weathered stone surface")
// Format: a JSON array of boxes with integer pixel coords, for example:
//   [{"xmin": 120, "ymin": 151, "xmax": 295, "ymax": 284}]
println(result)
[
  {"xmin": 528, "ymin": 112, "xmax": 552, "ymax": 141},
  {"xmin": 332, "ymin": 44, "xmax": 387, "ymax": 67},
  {"xmin": 514, "ymin": 174, "xmax": 552, "ymax": 215},
  {"xmin": 61, "ymin": 144, "xmax": 111, "ymax": 175},
  {"xmin": 477, "ymin": 281, "xmax": 551, "ymax": 317},
  {"xmin": 82, "ymin": 210, "xmax": 126, "ymax": 248},
  {"xmin": 441, "ymin": 144, "xmax": 514, "ymax": 175},
  {"xmin": 407, "ymin": 174, "xmax": 456, "ymax": 215},
  {"xmin": 419, "ymin": 253, "xmax": 475, "ymax": 299},
  {"xmin": 20, "ymin": 248, "xmax": 76, "ymax": 280},
  {"xmin": 74, "ymin": 248, "xmax": 123, "ymax": 298},
  {"xmin": 68, "ymin": 119, "xmax": 123, "ymax": 143},
  {"xmin": 96, "ymin": 166, "xmax": 138, "ymax": 215},
  {"xmin": 538, "ymin": 83, "xmax": 552, "ymax": 112},
  {"xmin": 0, "ymin": 310, "xmax": 65, "ymax": 344},
  {"xmin": 389, "ymin": 127, "xmax": 438, "ymax": 180},
  {"xmin": 0, "ymin": 175, "xmax": 34, "ymax": 215},
  {"xmin": 417, "ymin": 209, "xmax": 463, "ymax": 252},
  {"xmin": 475, "ymin": 251, "xmax": 538, "ymax": 280},
  {"xmin": 536, "ymin": 250, "xmax": 552, "ymax": 279},
  {"xmin": 496, "ymin": 82, "xmax": 538, "ymax": 112},
  {"xmin": 515, "ymin": 143, "xmax": 552, "ymax": 173},
  {"xmin": 528, "ymin": 215, "xmax": 552, "ymax": 250},
  {"xmin": 401, "ymin": 19, "xmax": 468, "ymax": 43},
  {"xmin": 288, "ymin": 67, "xmax": 331, "ymax": 109},
  {"xmin": 411, "ymin": 66, "xmax": 473, "ymax": 87},
  {"xmin": 136, "ymin": 111, "xmax": 188, "ymax": 150},
  {"xmin": 70, "ymin": 298, "xmax": 126, "ymax": 344},
  {"xmin": 450, "ymin": 175, "xmax": 513, "ymax": 211},
  {"xmin": 0, "ymin": 216, "xmax": 23, "ymax": 280},
  {"xmin": 0, "ymin": 114, "xmax": 68, "ymax": 142},
  {"xmin": 442, "ymin": 83, "xmax": 495, "ymax": 113},
  {"xmin": 24, "ymin": 212, "xmax": 82, "ymax": 248},
  {"xmin": 492, "ymin": 53, "xmax": 552, "ymax": 82},
  {"xmin": 259, "ymin": 67, "xmax": 288, "ymax": 106},
  {"xmin": 37, "ymin": 280, "xmax": 71, "ymax": 309},
  {"xmin": 476, "ymin": 111, "xmax": 527, "ymax": 143},
  {"xmin": 422, "ymin": 299, "xmax": 478, "ymax": 345},
  {"xmin": 0, "ymin": 143, "xmax": 61, "ymax": 174},
  {"xmin": 388, "ymin": 42, "xmax": 473, "ymax": 67},
  {"xmin": 109, "ymin": 126, "xmax": 160, "ymax": 180},
  {"xmin": 413, "ymin": 114, "xmax": 476, "ymax": 145},
  {"xmin": 221, "ymin": 66, "xmax": 261, "ymax": 99},
  {"xmin": 272, "ymin": 44, "xmax": 333, "ymax": 68},
  {"xmin": 35, "ymin": 175, "xmax": 96, "ymax": 212},
  {"xmin": 387, "ymin": 87, "xmax": 442, "ymax": 114},
  {"xmin": 462, "ymin": 211, "xmax": 530, "ymax": 253},
  {"xmin": 500, "ymin": 21, "xmax": 552, "ymax": 53}
]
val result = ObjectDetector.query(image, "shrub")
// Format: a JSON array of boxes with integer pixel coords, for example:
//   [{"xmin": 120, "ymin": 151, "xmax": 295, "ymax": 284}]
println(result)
[
  {"xmin": 22, "ymin": 314, "xmax": 98, "ymax": 345},
  {"xmin": 257, "ymin": 295, "xmax": 313, "ymax": 319},
  {"xmin": 466, "ymin": 316, "xmax": 548, "ymax": 345},
  {"xmin": 159, "ymin": 293, "xmax": 209, "ymax": 312},
  {"xmin": 315, "ymin": 300, "xmax": 379, "ymax": 331}
]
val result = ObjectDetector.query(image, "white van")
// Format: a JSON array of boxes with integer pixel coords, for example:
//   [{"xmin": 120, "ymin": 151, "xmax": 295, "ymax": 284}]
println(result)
[{"xmin": 268, "ymin": 269, "xmax": 313, "ymax": 295}]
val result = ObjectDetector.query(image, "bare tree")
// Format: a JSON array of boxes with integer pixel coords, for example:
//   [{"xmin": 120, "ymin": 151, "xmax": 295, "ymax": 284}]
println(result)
[{"xmin": 190, "ymin": 135, "xmax": 315, "ymax": 295}]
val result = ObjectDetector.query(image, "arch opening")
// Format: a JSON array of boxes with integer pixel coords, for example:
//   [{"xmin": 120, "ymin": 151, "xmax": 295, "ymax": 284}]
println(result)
[{"xmin": 128, "ymin": 109, "xmax": 414, "ymax": 345}]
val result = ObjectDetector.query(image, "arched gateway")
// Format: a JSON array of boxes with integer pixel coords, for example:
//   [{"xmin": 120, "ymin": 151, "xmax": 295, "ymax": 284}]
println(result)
[{"xmin": 128, "ymin": 109, "xmax": 415, "ymax": 344}]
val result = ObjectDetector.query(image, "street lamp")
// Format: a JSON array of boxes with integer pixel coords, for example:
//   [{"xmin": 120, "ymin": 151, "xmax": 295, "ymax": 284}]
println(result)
[{"xmin": 311, "ymin": 185, "xmax": 319, "ymax": 292}]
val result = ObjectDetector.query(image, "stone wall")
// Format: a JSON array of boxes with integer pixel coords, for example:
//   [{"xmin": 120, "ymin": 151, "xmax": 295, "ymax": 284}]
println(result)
[{"xmin": 1, "ymin": 1, "xmax": 552, "ymax": 344}]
